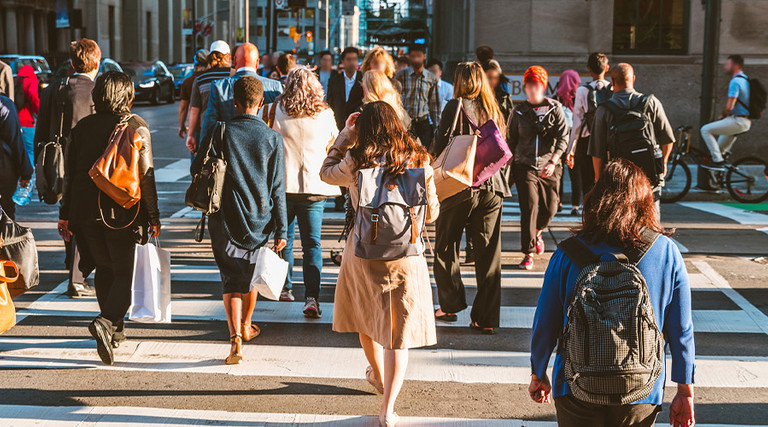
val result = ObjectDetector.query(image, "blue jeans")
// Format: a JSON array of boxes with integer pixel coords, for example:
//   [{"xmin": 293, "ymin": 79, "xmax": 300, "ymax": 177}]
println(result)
[
  {"xmin": 21, "ymin": 126, "xmax": 35, "ymax": 168},
  {"xmin": 283, "ymin": 199, "xmax": 325, "ymax": 300}
]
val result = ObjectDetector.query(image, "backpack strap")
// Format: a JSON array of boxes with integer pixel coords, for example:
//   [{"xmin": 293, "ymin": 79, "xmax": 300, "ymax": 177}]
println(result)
[
  {"xmin": 623, "ymin": 228, "xmax": 661, "ymax": 264},
  {"xmin": 558, "ymin": 237, "xmax": 599, "ymax": 269},
  {"xmin": 734, "ymin": 75, "xmax": 751, "ymax": 110},
  {"xmin": 54, "ymin": 78, "xmax": 70, "ymax": 140}
]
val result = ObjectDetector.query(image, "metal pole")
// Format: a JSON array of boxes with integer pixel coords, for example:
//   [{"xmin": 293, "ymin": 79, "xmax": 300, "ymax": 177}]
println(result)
[
  {"xmin": 266, "ymin": 0, "xmax": 272, "ymax": 52},
  {"xmin": 697, "ymin": 0, "xmax": 722, "ymax": 188},
  {"xmin": 325, "ymin": 0, "xmax": 329, "ymax": 50},
  {"xmin": 244, "ymin": 0, "xmax": 249, "ymax": 43}
]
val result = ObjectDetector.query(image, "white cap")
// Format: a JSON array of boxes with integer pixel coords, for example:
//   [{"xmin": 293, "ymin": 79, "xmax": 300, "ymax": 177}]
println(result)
[{"xmin": 209, "ymin": 40, "xmax": 230, "ymax": 55}]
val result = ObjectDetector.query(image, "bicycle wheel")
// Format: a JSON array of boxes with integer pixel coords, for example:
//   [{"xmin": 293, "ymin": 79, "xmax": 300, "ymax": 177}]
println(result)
[
  {"xmin": 726, "ymin": 156, "xmax": 768, "ymax": 203},
  {"xmin": 661, "ymin": 158, "xmax": 691, "ymax": 203}
]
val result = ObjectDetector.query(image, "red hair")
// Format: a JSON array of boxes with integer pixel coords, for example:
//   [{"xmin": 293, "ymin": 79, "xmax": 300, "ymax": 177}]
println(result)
[{"xmin": 523, "ymin": 65, "xmax": 548, "ymax": 88}]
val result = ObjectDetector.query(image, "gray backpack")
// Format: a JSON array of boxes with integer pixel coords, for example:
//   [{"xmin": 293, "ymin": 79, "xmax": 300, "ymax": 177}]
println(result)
[
  {"xmin": 558, "ymin": 229, "xmax": 664, "ymax": 405},
  {"xmin": 354, "ymin": 166, "xmax": 428, "ymax": 261}
]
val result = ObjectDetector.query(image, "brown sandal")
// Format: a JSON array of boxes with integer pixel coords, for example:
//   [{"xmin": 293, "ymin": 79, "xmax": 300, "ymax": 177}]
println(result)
[
  {"xmin": 241, "ymin": 321, "xmax": 261, "ymax": 342},
  {"xmin": 225, "ymin": 334, "xmax": 243, "ymax": 365}
]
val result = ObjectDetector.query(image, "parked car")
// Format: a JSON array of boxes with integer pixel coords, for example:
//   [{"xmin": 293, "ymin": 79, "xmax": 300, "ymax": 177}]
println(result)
[
  {"xmin": 0, "ymin": 54, "xmax": 52, "ymax": 89},
  {"xmin": 169, "ymin": 63, "xmax": 194, "ymax": 96},
  {"xmin": 120, "ymin": 60, "xmax": 175, "ymax": 105}
]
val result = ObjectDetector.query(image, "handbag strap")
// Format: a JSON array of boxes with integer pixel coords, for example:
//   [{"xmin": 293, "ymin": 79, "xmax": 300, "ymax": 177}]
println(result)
[
  {"xmin": 98, "ymin": 192, "xmax": 141, "ymax": 231},
  {"xmin": 54, "ymin": 78, "xmax": 69, "ymax": 140},
  {"xmin": 446, "ymin": 97, "xmax": 464, "ymax": 137}
]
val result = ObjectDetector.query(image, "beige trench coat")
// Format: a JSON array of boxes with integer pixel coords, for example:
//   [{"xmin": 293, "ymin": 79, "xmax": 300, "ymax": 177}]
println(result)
[{"xmin": 320, "ymin": 129, "xmax": 440, "ymax": 349}]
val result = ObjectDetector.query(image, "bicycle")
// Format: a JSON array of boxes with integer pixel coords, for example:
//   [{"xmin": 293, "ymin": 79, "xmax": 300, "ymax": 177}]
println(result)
[{"xmin": 661, "ymin": 125, "xmax": 768, "ymax": 203}]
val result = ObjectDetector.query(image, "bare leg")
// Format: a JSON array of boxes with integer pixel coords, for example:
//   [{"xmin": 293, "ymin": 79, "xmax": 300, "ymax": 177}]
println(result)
[
  {"xmin": 359, "ymin": 333, "xmax": 384, "ymax": 382},
  {"xmin": 380, "ymin": 348, "xmax": 408, "ymax": 418},
  {"xmin": 241, "ymin": 288, "xmax": 259, "ymax": 325},
  {"xmin": 223, "ymin": 293, "xmax": 243, "ymax": 337}
]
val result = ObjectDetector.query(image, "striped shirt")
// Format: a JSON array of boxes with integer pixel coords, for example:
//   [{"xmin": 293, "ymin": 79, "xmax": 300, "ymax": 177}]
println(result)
[
  {"xmin": 395, "ymin": 66, "xmax": 441, "ymax": 125},
  {"xmin": 189, "ymin": 67, "xmax": 232, "ymax": 112}
]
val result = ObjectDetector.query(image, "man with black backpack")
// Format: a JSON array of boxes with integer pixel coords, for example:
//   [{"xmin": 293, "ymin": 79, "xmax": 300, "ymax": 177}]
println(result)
[
  {"xmin": 701, "ymin": 54, "xmax": 766, "ymax": 167},
  {"xmin": 36, "ymin": 38, "xmax": 101, "ymax": 299},
  {"xmin": 0, "ymin": 94, "xmax": 33, "ymax": 219},
  {"xmin": 565, "ymin": 53, "xmax": 611, "ymax": 207},
  {"xmin": 589, "ymin": 63, "xmax": 676, "ymax": 210}
]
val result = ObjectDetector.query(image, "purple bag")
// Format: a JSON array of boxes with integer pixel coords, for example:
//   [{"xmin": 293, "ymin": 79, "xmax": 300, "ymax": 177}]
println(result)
[{"xmin": 466, "ymin": 113, "xmax": 513, "ymax": 187}]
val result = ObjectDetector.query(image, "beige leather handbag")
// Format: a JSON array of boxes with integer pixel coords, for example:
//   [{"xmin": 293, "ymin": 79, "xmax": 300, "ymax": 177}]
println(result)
[{"xmin": 432, "ymin": 98, "xmax": 477, "ymax": 202}]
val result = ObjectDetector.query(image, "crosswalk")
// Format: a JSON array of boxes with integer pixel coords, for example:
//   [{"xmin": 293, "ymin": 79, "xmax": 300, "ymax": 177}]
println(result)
[{"xmin": 2, "ymin": 233, "xmax": 768, "ymax": 425}]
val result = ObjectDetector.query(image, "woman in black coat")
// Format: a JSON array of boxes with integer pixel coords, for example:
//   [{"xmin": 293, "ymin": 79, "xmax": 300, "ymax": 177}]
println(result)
[{"xmin": 59, "ymin": 71, "xmax": 161, "ymax": 366}]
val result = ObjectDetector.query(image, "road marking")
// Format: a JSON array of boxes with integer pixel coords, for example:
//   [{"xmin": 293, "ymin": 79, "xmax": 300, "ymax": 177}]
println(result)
[
  {"xmin": 17, "ymin": 295, "xmax": 758, "ymax": 333},
  {"xmin": 14, "ymin": 280, "xmax": 68, "ymax": 323},
  {"xmin": 0, "ymin": 405, "xmax": 540, "ymax": 426},
  {"xmin": 170, "ymin": 206, "xmax": 196, "ymax": 218},
  {"xmin": 154, "ymin": 159, "xmax": 191, "ymax": 183},
  {"xmin": 694, "ymin": 260, "xmax": 768, "ymax": 336},
  {"xmin": 679, "ymin": 202, "xmax": 768, "ymax": 225}
]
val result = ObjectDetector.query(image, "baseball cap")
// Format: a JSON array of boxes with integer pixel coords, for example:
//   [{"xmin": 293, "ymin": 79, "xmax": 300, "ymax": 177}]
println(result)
[
  {"xmin": 194, "ymin": 49, "xmax": 209, "ymax": 65},
  {"xmin": 209, "ymin": 40, "xmax": 230, "ymax": 55}
]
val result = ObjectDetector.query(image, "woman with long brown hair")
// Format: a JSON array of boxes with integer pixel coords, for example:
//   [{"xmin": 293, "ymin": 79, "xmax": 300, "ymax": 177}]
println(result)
[
  {"xmin": 529, "ymin": 159, "xmax": 695, "ymax": 427},
  {"xmin": 320, "ymin": 101, "xmax": 439, "ymax": 426},
  {"xmin": 432, "ymin": 62, "xmax": 509, "ymax": 335}
]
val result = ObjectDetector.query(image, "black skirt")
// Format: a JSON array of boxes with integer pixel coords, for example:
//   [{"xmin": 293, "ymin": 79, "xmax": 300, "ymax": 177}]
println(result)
[{"xmin": 208, "ymin": 214, "xmax": 258, "ymax": 294}]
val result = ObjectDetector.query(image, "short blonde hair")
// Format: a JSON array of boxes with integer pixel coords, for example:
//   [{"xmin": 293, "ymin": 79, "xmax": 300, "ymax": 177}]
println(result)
[
  {"xmin": 361, "ymin": 47, "xmax": 396, "ymax": 78},
  {"xmin": 277, "ymin": 66, "xmax": 328, "ymax": 118},
  {"xmin": 362, "ymin": 70, "xmax": 410, "ymax": 128}
]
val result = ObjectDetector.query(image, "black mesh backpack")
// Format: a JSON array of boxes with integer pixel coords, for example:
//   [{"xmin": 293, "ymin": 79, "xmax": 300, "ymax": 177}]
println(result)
[{"xmin": 558, "ymin": 229, "xmax": 665, "ymax": 405}]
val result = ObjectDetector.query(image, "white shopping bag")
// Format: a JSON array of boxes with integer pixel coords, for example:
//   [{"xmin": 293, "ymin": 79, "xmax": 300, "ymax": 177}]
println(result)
[
  {"xmin": 250, "ymin": 246, "xmax": 288, "ymax": 300},
  {"xmin": 129, "ymin": 242, "xmax": 172, "ymax": 323}
]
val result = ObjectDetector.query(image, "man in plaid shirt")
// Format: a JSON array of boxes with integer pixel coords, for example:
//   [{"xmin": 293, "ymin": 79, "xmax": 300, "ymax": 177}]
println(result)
[{"xmin": 395, "ymin": 45, "xmax": 441, "ymax": 149}]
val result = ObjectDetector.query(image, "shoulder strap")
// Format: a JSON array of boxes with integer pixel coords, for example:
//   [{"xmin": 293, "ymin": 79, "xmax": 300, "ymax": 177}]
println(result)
[
  {"xmin": 446, "ymin": 97, "xmax": 463, "ymax": 136},
  {"xmin": 558, "ymin": 237, "xmax": 599, "ymax": 269},
  {"xmin": 55, "ymin": 78, "xmax": 69, "ymax": 139},
  {"xmin": 623, "ymin": 228, "xmax": 661, "ymax": 264},
  {"xmin": 634, "ymin": 94, "xmax": 653, "ymax": 114},
  {"xmin": 268, "ymin": 103, "xmax": 277, "ymax": 127}
]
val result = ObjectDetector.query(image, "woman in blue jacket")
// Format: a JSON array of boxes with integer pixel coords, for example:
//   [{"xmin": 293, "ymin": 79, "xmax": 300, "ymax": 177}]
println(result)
[{"xmin": 529, "ymin": 159, "xmax": 695, "ymax": 427}]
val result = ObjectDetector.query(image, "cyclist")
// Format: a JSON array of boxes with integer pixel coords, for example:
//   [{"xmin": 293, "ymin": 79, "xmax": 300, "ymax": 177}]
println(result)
[{"xmin": 701, "ymin": 55, "xmax": 751, "ymax": 167}]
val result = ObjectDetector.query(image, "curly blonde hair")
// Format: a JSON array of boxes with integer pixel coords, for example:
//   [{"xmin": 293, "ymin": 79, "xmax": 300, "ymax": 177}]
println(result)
[
  {"xmin": 276, "ymin": 66, "xmax": 328, "ymax": 118},
  {"xmin": 361, "ymin": 47, "xmax": 396, "ymax": 78},
  {"xmin": 362, "ymin": 70, "xmax": 410, "ymax": 128}
]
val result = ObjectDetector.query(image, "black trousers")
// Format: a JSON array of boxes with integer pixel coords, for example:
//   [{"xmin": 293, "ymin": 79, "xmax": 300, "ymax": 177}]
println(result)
[
  {"xmin": 433, "ymin": 189, "xmax": 503, "ymax": 328},
  {"xmin": 513, "ymin": 163, "xmax": 561, "ymax": 254},
  {"xmin": 0, "ymin": 151, "xmax": 18, "ymax": 219},
  {"xmin": 411, "ymin": 119, "xmax": 434, "ymax": 150},
  {"xmin": 74, "ymin": 221, "xmax": 137, "ymax": 325},
  {"xmin": 569, "ymin": 137, "xmax": 595, "ymax": 207},
  {"xmin": 554, "ymin": 395, "xmax": 661, "ymax": 427}
]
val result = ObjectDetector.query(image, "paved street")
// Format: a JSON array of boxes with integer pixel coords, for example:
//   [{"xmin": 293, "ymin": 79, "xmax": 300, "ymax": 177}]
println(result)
[{"xmin": 2, "ymin": 102, "xmax": 768, "ymax": 426}]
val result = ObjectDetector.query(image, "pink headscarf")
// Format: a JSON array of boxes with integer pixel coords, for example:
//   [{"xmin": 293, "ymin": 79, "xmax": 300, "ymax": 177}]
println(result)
[{"xmin": 556, "ymin": 69, "xmax": 581, "ymax": 111}]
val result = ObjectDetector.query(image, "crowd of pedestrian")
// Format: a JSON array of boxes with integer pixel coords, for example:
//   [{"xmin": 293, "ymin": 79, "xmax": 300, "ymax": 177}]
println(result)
[{"xmin": 8, "ymin": 34, "xmax": 752, "ymax": 426}]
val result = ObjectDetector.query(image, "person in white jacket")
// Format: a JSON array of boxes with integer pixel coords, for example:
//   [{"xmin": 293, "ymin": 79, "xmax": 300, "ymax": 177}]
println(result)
[{"xmin": 271, "ymin": 66, "xmax": 340, "ymax": 315}]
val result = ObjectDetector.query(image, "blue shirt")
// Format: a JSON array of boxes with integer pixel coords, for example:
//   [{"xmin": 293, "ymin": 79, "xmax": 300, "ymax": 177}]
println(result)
[
  {"xmin": 201, "ymin": 69, "xmax": 283, "ymax": 143},
  {"xmin": 729, "ymin": 72, "xmax": 750, "ymax": 116},
  {"xmin": 530, "ymin": 235, "xmax": 695, "ymax": 405},
  {"xmin": 436, "ymin": 79, "xmax": 453, "ymax": 115}
]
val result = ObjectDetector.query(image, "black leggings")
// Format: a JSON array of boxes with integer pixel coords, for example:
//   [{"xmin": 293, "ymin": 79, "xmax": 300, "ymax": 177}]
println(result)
[{"xmin": 513, "ymin": 164, "xmax": 561, "ymax": 254}]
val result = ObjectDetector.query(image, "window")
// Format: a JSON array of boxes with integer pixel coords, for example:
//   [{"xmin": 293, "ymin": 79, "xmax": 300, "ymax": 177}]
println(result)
[
  {"xmin": 257, "ymin": 7, "xmax": 263, "ymax": 18},
  {"xmin": 613, "ymin": 0, "xmax": 688, "ymax": 54},
  {"xmin": 305, "ymin": 8, "xmax": 315, "ymax": 19},
  {"xmin": 257, "ymin": 26, "xmax": 264, "ymax": 36}
]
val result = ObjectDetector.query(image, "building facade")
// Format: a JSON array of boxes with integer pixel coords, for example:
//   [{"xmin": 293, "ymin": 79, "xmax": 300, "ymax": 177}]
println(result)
[{"xmin": 432, "ymin": 0, "xmax": 768, "ymax": 159}]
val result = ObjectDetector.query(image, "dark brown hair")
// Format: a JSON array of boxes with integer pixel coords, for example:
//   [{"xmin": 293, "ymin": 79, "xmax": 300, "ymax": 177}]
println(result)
[
  {"xmin": 587, "ymin": 52, "xmax": 609, "ymax": 74},
  {"xmin": 350, "ymin": 101, "xmax": 430, "ymax": 176},
  {"xmin": 233, "ymin": 76, "xmax": 264, "ymax": 109},
  {"xmin": 277, "ymin": 53, "xmax": 297, "ymax": 74},
  {"xmin": 574, "ymin": 159, "xmax": 668, "ymax": 248},
  {"xmin": 70, "ymin": 38, "xmax": 101, "ymax": 73}
]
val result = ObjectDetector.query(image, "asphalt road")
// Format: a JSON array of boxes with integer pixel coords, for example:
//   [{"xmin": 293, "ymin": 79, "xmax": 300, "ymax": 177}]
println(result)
[{"xmin": 2, "ymin": 102, "xmax": 768, "ymax": 426}]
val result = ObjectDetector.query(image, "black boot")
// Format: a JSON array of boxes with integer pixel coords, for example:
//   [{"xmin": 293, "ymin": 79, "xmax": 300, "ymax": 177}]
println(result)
[
  {"xmin": 88, "ymin": 316, "xmax": 114, "ymax": 365},
  {"xmin": 112, "ymin": 319, "xmax": 126, "ymax": 349}
]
